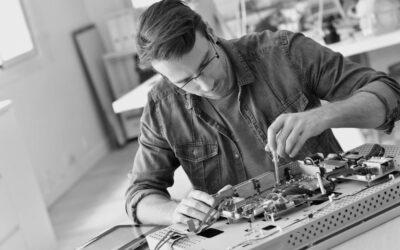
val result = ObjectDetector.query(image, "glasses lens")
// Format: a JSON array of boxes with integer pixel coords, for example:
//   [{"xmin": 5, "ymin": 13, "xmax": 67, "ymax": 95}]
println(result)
[{"xmin": 179, "ymin": 43, "xmax": 219, "ymax": 89}]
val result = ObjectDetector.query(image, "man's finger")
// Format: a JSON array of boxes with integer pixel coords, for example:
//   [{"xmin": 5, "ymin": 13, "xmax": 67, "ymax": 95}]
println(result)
[
  {"xmin": 289, "ymin": 132, "xmax": 309, "ymax": 158},
  {"xmin": 285, "ymin": 123, "xmax": 303, "ymax": 156},
  {"xmin": 177, "ymin": 213, "xmax": 199, "ymax": 227},
  {"xmin": 218, "ymin": 184, "xmax": 232, "ymax": 193},
  {"xmin": 276, "ymin": 119, "xmax": 295, "ymax": 157},
  {"xmin": 188, "ymin": 190, "xmax": 215, "ymax": 207},
  {"xmin": 178, "ymin": 204, "xmax": 207, "ymax": 221},
  {"xmin": 267, "ymin": 115, "xmax": 286, "ymax": 153},
  {"xmin": 181, "ymin": 198, "xmax": 214, "ymax": 214}
]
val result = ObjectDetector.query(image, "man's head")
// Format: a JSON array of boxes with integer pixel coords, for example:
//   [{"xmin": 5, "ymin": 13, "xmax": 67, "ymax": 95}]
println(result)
[
  {"xmin": 137, "ymin": 0, "xmax": 208, "ymax": 67},
  {"xmin": 137, "ymin": 0, "xmax": 232, "ymax": 99}
]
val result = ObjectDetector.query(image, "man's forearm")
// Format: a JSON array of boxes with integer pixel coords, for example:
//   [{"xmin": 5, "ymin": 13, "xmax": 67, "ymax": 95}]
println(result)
[
  {"xmin": 135, "ymin": 194, "xmax": 178, "ymax": 225},
  {"xmin": 266, "ymin": 85, "xmax": 391, "ymax": 157},
  {"xmin": 316, "ymin": 91, "xmax": 386, "ymax": 130}
]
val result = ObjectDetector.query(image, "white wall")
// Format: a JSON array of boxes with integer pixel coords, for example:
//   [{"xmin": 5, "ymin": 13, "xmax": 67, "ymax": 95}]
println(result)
[
  {"xmin": 0, "ymin": 0, "xmax": 111, "ymax": 206},
  {"xmin": 83, "ymin": 0, "xmax": 128, "ymax": 52}
]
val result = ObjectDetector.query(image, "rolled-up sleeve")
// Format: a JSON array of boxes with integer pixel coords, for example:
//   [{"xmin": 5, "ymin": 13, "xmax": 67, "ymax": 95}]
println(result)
[
  {"xmin": 354, "ymin": 80, "xmax": 400, "ymax": 133},
  {"xmin": 284, "ymin": 31, "xmax": 400, "ymax": 133},
  {"xmin": 125, "ymin": 96, "xmax": 180, "ymax": 224}
]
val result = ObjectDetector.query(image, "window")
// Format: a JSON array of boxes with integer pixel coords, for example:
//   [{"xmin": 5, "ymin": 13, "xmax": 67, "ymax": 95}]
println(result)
[
  {"xmin": 130, "ymin": 0, "xmax": 159, "ymax": 9},
  {"xmin": 0, "ymin": 0, "xmax": 34, "ymax": 68}
]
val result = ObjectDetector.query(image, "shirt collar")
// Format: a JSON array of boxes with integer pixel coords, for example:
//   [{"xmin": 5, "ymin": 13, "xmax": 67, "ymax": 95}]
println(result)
[{"xmin": 217, "ymin": 38, "xmax": 255, "ymax": 87}]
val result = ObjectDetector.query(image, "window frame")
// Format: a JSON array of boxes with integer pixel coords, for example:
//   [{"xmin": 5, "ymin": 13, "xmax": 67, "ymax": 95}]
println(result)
[{"xmin": 0, "ymin": 0, "xmax": 36, "ymax": 69}]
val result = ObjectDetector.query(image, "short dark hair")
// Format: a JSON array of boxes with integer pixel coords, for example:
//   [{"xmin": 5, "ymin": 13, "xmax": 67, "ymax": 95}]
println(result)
[{"xmin": 136, "ymin": 0, "xmax": 209, "ymax": 68}]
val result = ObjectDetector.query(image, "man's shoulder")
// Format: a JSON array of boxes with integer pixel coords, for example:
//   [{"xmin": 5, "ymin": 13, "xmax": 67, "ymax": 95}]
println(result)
[
  {"xmin": 231, "ymin": 30, "xmax": 297, "ymax": 53},
  {"xmin": 147, "ymin": 78, "xmax": 181, "ymax": 104}
]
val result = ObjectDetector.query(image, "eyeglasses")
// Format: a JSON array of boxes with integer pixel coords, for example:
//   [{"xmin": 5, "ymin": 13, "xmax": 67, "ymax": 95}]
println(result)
[{"xmin": 176, "ymin": 42, "xmax": 219, "ymax": 90}]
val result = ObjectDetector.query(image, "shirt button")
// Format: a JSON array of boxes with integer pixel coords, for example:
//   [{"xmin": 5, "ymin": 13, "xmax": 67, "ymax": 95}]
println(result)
[{"xmin": 234, "ymin": 153, "xmax": 240, "ymax": 159}]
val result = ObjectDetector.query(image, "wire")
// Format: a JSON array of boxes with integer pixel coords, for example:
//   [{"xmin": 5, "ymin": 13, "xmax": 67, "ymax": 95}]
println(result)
[
  {"xmin": 304, "ymin": 157, "xmax": 315, "ymax": 165},
  {"xmin": 154, "ymin": 230, "xmax": 174, "ymax": 250},
  {"xmin": 154, "ymin": 230, "xmax": 189, "ymax": 250},
  {"xmin": 190, "ymin": 197, "xmax": 230, "ymax": 234},
  {"xmin": 154, "ymin": 230, "xmax": 186, "ymax": 250},
  {"xmin": 169, "ymin": 233, "xmax": 188, "ymax": 249},
  {"xmin": 332, "ymin": 185, "xmax": 372, "ymax": 202}
]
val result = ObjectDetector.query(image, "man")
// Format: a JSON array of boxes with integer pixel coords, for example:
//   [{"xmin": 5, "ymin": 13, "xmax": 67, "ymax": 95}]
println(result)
[{"xmin": 125, "ymin": 0, "xmax": 400, "ymax": 227}]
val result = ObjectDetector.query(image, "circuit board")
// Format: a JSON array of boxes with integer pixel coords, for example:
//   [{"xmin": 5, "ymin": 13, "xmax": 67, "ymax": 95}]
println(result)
[{"xmin": 146, "ymin": 144, "xmax": 400, "ymax": 250}]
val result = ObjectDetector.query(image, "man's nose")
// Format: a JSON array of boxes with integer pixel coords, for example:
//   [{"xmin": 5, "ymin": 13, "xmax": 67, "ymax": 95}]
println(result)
[{"xmin": 195, "ymin": 77, "xmax": 213, "ymax": 92}]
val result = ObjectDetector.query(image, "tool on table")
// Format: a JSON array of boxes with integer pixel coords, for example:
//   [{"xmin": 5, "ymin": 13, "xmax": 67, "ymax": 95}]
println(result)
[
  {"xmin": 265, "ymin": 145, "xmax": 280, "ymax": 186},
  {"xmin": 272, "ymin": 150, "xmax": 280, "ymax": 186}
]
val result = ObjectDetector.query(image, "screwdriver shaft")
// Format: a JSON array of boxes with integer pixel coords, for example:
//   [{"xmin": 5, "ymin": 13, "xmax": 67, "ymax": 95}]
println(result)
[{"xmin": 272, "ymin": 151, "xmax": 280, "ymax": 185}]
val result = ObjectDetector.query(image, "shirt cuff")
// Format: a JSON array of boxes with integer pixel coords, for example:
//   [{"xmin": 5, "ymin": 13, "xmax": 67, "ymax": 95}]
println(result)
[
  {"xmin": 125, "ymin": 188, "xmax": 170, "ymax": 225},
  {"xmin": 354, "ymin": 81, "xmax": 400, "ymax": 134}
]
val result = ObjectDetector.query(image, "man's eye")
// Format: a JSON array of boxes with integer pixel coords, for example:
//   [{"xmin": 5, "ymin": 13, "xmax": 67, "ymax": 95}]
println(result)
[
  {"xmin": 199, "ymin": 58, "xmax": 210, "ymax": 70},
  {"xmin": 200, "ymin": 52, "xmax": 211, "ymax": 67},
  {"xmin": 182, "ymin": 79, "xmax": 191, "ymax": 84}
]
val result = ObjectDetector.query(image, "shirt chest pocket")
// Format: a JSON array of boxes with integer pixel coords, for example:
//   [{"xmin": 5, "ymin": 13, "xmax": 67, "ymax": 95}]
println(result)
[{"xmin": 174, "ymin": 142, "xmax": 221, "ymax": 194}]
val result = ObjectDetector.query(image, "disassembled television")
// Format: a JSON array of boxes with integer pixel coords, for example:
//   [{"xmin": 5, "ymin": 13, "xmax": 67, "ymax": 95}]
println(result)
[{"xmin": 146, "ymin": 144, "xmax": 400, "ymax": 250}]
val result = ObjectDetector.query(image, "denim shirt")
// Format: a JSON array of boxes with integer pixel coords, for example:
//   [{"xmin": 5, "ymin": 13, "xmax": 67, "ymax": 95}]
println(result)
[{"xmin": 125, "ymin": 30, "xmax": 400, "ymax": 223}]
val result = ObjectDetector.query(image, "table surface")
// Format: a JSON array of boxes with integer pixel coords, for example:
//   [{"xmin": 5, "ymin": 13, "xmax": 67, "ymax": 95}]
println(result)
[
  {"xmin": 112, "ymin": 74, "xmax": 161, "ymax": 114},
  {"xmin": 78, "ymin": 212, "xmax": 400, "ymax": 250}
]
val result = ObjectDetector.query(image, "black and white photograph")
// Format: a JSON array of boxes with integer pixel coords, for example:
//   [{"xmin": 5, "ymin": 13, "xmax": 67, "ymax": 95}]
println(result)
[{"xmin": 1, "ymin": 0, "xmax": 400, "ymax": 249}]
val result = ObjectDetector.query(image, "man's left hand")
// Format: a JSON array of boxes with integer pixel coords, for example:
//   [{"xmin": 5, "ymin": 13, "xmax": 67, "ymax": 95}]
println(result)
[{"xmin": 267, "ymin": 109, "xmax": 327, "ymax": 158}]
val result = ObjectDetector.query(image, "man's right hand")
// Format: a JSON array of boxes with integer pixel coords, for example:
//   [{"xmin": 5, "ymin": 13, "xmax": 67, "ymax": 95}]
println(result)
[
  {"xmin": 136, "ymin": 186, "xmax": 232, "ymax": 225},
  {"xmin": 171, "ymin": 190, "xmax": 216, "ymax": 228}
]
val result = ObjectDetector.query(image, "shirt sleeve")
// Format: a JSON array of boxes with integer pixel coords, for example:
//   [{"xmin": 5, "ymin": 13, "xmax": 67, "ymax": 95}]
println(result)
[
  {"xmin": 125, "ymin": 96, "xmax": 180, "ymax": 224},
  {"xmin": 284, "ymin": 31, "xmax": 400, "ymax": 133},
  {"xmin": 354, "ymin": 81, "xmax": 400, "ymax": 133}
]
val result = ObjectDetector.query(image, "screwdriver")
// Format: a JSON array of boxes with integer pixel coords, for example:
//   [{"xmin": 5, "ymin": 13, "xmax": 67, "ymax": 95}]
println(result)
[
  {"xmin": 265, "ymin": 145, "xmax": 280, "ymax": 186},
  {"xmin": 272, "ymin": 150, "xmax": 280, "ymax": 186}
]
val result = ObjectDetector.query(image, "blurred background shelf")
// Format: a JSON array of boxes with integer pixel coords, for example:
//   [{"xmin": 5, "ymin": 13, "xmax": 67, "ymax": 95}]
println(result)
[{"xmin": 326, "ymin": 29, "xmax": 400, "ymax": 57}]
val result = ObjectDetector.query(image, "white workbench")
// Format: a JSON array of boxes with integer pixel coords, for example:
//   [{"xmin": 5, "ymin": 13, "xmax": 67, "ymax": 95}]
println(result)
[
  {"xmin": 326, "ymin": 29, "xmax": 400, "ymax": 57},
  {"xmin": 112, "ymin": 74, "xmax": 161, "ymax": 114}
]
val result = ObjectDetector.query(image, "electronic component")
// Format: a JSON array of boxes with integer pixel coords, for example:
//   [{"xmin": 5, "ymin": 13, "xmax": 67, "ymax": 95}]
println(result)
[
  {"xmin": 214, "ymin": 164, "xmax": 334, "ymax": 222},
  {"xmin": 363, "ymin": 157, "xmax": 394, "ymax": 175},
  {"xmin": 342, "ymin": 153, "xmax": 363, "ymax": 165},
  {"xmin": 322, "ymin": 159, "xmax": 347, "ymax": 172},
  {"xmin": 337, "ymin": 156, "xmax": 396, "ymax": 184},
  {"xmin": 146, "ymin": 144, "xmax": 400, "ymax": 250}
]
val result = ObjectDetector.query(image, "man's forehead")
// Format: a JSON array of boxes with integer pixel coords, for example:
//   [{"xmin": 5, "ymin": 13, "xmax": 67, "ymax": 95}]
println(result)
[{"xmin": 151, "ymin": 32, "xmax": 209, "ymax": 81}]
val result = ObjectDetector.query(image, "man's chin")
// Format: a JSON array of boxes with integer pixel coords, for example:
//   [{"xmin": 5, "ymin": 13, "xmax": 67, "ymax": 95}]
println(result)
[
  {"xmin": 204, "ymin": 83, "xmax": 223, "ymax": 99},
  {"xmin": 204, "ymin": 93, "xmax": 223, "ymax": 100}
]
